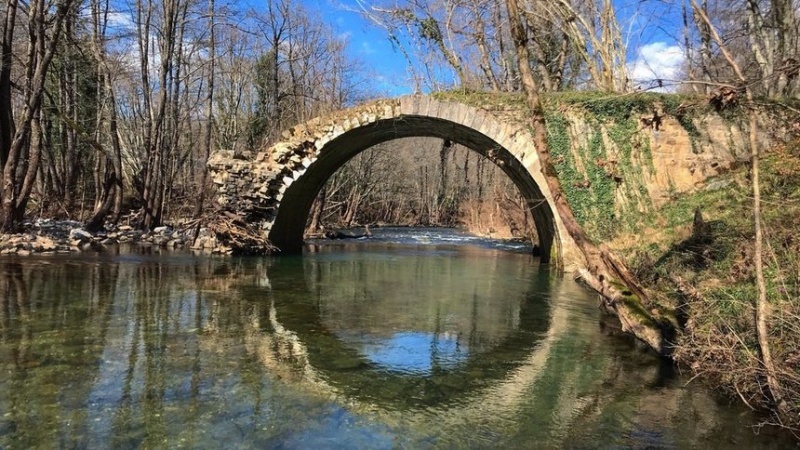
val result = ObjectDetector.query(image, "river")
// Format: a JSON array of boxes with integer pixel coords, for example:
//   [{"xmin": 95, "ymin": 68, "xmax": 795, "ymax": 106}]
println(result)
[{"xmin": 0, "ymin": 228, "xmax": 794, "ymax": 448}]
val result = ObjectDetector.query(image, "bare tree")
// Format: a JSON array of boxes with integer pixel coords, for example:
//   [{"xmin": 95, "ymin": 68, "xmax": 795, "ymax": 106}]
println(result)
[
  {"xmin": 356, "ymin": 0, "xmax": 476, "ymax": 89},
  {"xmin": 0, "ymin": 0, "xmax": 77, "ymax": 231},
  {"xmin": 691, "ymin": 0, "xmax": 786, "ymax": 414},
  {"xmin": 85, "ymin": 0, "xmax": 125, "ymax": 231}
]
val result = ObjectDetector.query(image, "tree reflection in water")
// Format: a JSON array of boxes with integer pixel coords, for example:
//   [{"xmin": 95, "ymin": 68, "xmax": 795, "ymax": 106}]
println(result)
[{"xmin": 0, "ymin": 243, "xmax": 794, "ymax": 448}]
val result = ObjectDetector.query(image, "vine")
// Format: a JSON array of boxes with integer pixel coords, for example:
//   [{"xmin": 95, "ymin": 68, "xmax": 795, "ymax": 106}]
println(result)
[
  {"xmin": 607, "ymin": 118, "xmax": 654, "ymax": 227},
  {"xmin": 541, "ymin": 93, "xmax": 693, "ymax": 240},
  {"xmin": 545, "ymin": 111, "xmax": 616, "ymax": 241},
  {"xmin": 661, "ymin": 94, "xmax": 708, "ymax": 154},
  {"xmin": 545, "ymin": 111, "xmax": 587, "ymax": 226}
]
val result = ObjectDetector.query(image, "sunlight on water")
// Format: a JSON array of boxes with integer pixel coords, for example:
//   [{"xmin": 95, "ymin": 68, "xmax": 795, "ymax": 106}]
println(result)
[{"xmin": 0, "ymin": 229, "xmax": 794, "ymax": 448}]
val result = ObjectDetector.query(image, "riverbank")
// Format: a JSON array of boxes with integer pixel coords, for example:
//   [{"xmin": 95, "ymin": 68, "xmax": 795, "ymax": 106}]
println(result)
[
  {"xmin": 0, "ymin": 218, "xmax": 230, "ymax": 256},
  {"xmin": 611, "ymin": 146, "xmax": 800, "ymax": 431}
]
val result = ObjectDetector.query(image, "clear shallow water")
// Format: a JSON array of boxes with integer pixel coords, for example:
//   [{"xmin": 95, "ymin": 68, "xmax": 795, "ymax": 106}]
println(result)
[{"xmin": 0, "ymin": 229, "xmax": 795, "ymax": 449}]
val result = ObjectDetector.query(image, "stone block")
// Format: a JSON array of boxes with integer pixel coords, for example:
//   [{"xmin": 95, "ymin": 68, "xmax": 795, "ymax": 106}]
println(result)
[{"xmin": 399, "ymin": 96, "xmax": 415, "ymax": 116}]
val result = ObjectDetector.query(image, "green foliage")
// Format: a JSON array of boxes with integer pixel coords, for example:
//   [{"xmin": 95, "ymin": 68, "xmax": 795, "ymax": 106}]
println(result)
[
  {"xmin": 549, "ymin": 92, "xmax": 692, "ymax": 120},
  {"xmin": 545, "ymin": 111, "xmax": 614, "ymax": 240},
  {"xmin": 544, "ymin": 93, "xmax": 677, "ymax": 241},
  {"xmin": 431, "ymin": 90, "xmax": 526, "ymax": 108},
  {"xmin": 417, "ymin": 17, "xmax": 442, "ymax": 42},
  {"xmin": 607, "ymin": 118, "xmax": 654, "ymax": 225},
  {"xmin": 550, "ymin": 91, "xmax": 712, "ymax": 155}
]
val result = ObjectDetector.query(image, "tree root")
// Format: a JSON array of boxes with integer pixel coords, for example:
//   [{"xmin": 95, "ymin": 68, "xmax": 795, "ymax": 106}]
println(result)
[{"xmin": 206, "ymin": 211, "xmax": 276, "ymax": 254}]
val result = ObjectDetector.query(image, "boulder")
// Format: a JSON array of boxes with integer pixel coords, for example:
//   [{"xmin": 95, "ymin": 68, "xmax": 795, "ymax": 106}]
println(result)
[
  {"xmin": 33, "ymin": 237, "xmax": 56, "ymax": 251},
  {"xmin": 69, "ymin": 228, "xmax": 93, "ymax": 242}
]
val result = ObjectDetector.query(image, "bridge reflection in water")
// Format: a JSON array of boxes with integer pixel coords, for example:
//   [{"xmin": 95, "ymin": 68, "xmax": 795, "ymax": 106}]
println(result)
[
  {"xmin": 251, "ymin": 242, "xmax": 552, "ymax": 412},
  {"xmin": 0, "ymin": 241, "xmax": 792, "ymax": 448}
]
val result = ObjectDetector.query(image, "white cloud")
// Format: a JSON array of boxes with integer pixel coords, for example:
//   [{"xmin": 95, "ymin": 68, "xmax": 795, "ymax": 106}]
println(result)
[
  {"xmin": 628, "ymin": 42, "xmax": 685, "ymax": 92},
  {"xmin": 360, "ymin": 41, "xmax": 376, "ymax": 55},
  {"xmin": 106, "ymin": 11, "xmax": 135, "ymax": 31}
]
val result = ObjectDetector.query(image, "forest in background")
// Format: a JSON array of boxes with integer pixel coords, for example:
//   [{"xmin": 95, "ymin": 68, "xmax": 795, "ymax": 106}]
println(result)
[{"xmin": 308, "ymin": 137, "xmax": 532, "ymax": 239}]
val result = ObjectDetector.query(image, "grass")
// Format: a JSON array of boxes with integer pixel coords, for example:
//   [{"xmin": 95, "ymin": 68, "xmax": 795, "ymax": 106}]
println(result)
[{"xmin": 615, "ymin": 144, "xmax": 800, "ymax": 431}]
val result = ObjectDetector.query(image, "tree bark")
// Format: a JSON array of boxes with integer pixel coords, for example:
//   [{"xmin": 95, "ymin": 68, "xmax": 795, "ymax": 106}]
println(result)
[
  {"xmin": 307, "ymin": 187, "xmax": 326, "ymax": 235},
  {"xmin": 0, "ymin": 0, "xmax": 17, "ymax": 170}
]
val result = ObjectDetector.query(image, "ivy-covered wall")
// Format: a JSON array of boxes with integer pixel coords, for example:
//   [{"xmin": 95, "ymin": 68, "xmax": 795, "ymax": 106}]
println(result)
[
  {"xmin": 431, "ymin": 90, "xmax": 793, "ymax": 243},
  {"xmin": 540, "ymin": 92, "xmax": 790, "ymax": 242}
]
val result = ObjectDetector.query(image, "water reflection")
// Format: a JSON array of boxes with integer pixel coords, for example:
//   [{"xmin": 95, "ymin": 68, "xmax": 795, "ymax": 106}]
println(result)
[
  {"xmin": 0, "ymin": 243, "xmax": 795, "ymax": 449},
  {"xmin": 352, "ymin": 331, "xmax": 466, "ymax": 374},
  {"xmin": 257, "ymin": 245, "xmax": 551, "ymax": 409}
]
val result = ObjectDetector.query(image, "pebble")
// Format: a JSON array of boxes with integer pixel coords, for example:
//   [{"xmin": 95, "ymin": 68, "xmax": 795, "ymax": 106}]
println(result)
[{"xmin": 0, "ymin": 219, "xmax": 232, "ymax": 256}]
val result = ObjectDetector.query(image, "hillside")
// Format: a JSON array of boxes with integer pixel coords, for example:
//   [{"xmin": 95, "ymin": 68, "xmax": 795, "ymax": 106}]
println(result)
[{"xmin": 612, "ymin": 145, "xmax": 800, "ymax": 429}]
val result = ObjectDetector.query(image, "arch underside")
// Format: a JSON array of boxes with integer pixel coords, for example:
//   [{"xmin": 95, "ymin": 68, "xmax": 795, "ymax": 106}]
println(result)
[{"xmin": 269, "ymin": 115, "xmax": 556, "ymax": 263}]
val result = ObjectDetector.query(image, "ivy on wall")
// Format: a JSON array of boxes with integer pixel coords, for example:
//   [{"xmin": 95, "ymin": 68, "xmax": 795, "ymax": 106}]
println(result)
[
  {"xmin": 543, "ymin": 93, "xmax": 687, "ymax": 242},
  {"xmin": 435, "ymin": 90, "xmax": 769, "ymax": 243}
]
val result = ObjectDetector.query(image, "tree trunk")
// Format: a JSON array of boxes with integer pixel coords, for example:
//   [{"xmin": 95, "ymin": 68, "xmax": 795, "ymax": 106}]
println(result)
[
  {"xmin": 505, "ymin": 0, "xmax": 670, "ymax": 354},
  {"xmin": 689, "ymin": 0, "xmax": 785, "ymax": 413},
  {"xmin": 0, "ymin": 0, "xmax": 17, "ymax": 170},
  {"xmin": 1, "ymin": 0, "xmax": 74, "ymax": 231},
  {"xmin": 307, "ymin": 187, "xmax": 326, "ymax": 235},
  {"xmin": 194, "ymin": 0, "xmax": 215, "ymax": 219}
]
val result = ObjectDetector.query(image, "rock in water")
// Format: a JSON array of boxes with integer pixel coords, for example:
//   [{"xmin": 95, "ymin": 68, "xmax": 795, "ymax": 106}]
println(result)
[{"xmin": 69, "ymin": 228, "xmax": 93, "ymax": 242}]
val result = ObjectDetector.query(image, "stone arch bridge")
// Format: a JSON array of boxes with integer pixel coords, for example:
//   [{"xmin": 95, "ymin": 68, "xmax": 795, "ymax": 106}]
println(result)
[{"xmin": 208, "ymin": 96, "xmax": 584, "ymax": 268}]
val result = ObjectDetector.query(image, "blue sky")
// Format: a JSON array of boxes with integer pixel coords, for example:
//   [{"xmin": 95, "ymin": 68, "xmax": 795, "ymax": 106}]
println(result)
[
  {"xmin": 289, "ymin": 0, "xmax": 686, "ymax": 96},
  {"xmin": 105, "ymin": 0, "xmax": 688, "ymax": 95},
  {"xmin": 315, "ymin": 0, "xmax": 417, "ymax": 96}
]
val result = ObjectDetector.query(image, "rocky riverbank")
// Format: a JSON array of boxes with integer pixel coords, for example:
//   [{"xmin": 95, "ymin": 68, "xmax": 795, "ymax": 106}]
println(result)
[{"xmin": 0, "ymin": 219, "xmax": 232, "ymax": 256}]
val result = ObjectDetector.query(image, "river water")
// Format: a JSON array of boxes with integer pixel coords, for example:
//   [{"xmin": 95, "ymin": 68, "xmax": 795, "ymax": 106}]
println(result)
[{"xmin": 0, "ymin": 228, "xmax": 794, "ymax": 448}]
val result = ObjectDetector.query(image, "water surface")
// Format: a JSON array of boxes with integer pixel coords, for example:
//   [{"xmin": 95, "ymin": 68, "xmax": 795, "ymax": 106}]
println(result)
[{"xmin": 0, "ymin": 228, "xmax": 794, "ymax": 448}]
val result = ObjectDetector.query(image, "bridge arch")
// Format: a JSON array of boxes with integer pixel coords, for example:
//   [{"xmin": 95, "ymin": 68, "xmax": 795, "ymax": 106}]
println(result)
[{"xmin": 209, "ymin": 96, "xmax": 580, "ymax": 267}]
